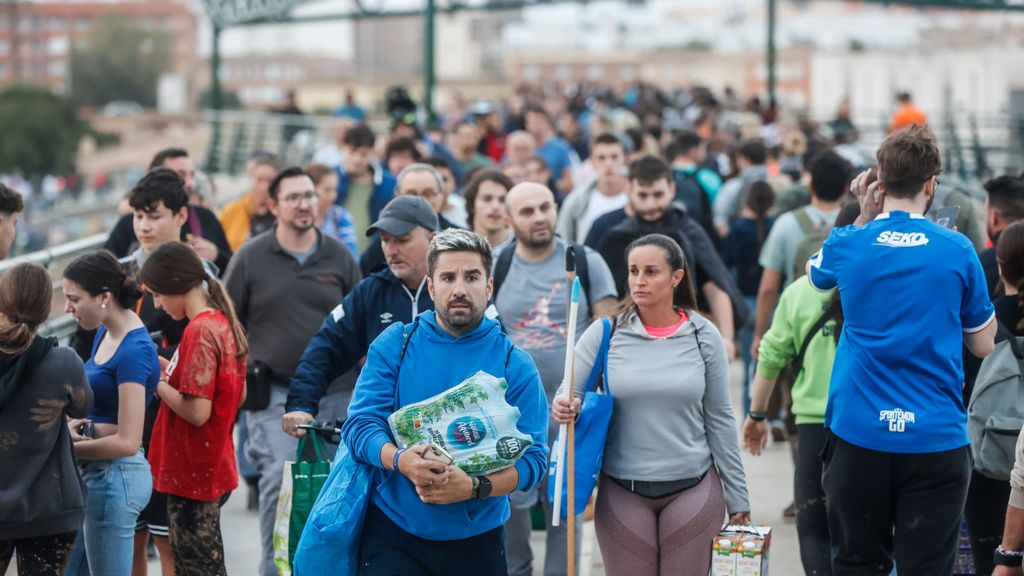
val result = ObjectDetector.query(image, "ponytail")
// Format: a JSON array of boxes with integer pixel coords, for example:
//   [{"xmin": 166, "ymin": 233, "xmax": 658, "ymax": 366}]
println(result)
[
  {"xmin": 204, "ymin": 277, "xmax": 249, "ymax": 358},
  {"xmin": 745, "ymin": 180, "xmax": 775, "ymax": 248}
]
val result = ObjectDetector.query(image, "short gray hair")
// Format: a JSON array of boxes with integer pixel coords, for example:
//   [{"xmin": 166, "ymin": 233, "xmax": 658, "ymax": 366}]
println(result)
[
  {"xmin": 397, "ymin": 163, "xmax": 445, "ymax": 194},
  {"xmin": 427, "ymin": 228, "xmax": 493, "ymax": 279}
]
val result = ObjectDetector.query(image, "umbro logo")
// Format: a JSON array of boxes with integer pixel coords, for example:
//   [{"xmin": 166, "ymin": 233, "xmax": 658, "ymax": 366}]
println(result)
[
  {"xmin": 380, "ymin": 312, "xmax": 394, "ymax": 324},
  {"xmin": 874, "ymin": 231, "xmax": 929, "ymax": 248}
]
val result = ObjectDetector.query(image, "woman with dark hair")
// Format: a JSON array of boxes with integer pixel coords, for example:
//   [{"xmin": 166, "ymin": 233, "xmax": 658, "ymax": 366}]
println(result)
[
  {"xmin": 741, "ymin": 200, "xmax": 860, "ymax": 576},
  {"xmin": 305, "ymin": 162, "xmax": 357, "ymax": 255},
  {"xmin": 722, "ymin": 180, "xmax": 776, "ymax": 413},
  {"xmin": 462, "ymin": 170, "xmax": 514, "ymax": 249},
  {"xmin": 553, "ymin": 233, "xmax": 751, "ymax": 575},
  {"xmin": 140, "ymin": 242, "xmax": 247, "ymax": 576},
  {"xmin": 965, "ymin": 219, "xmax": 1024, "ymax": 575},
  {"xmin": 0, "ymin": 263, "xmax": 93, "ymax": 576},
  {"xmin": 62, "ymin": 251, "xmax": 160, "ymax": 576}
]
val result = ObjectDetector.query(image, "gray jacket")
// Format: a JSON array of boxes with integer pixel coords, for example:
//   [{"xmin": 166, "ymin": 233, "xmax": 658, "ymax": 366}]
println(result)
[
  {"xmin": 0, "ymin": 346, "xmax": 93, "ymax": 539},
  {"xmin": 566, "ymin": 311, "xmax": 750, "ymax": 513},
  {"xmin": 556, "ymin": 180, "xmax": 598, "ymax": 244}
]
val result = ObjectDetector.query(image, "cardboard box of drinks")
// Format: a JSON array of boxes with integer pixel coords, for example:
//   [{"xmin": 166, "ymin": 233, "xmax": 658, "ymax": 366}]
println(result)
[{"xmin": 711, "ymin": 524, "xmax": 771, "ymax": 576}]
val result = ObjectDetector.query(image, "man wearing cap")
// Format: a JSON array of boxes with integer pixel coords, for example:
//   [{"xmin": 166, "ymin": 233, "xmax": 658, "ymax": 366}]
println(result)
[{"xmin": 283, "ymin": 195, "xmax": 439, "ymax": 435}]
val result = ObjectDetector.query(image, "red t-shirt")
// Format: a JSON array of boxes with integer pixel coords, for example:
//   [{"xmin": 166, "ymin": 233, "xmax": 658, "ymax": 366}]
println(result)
[{"xmin": 149, "ymin": 310, "xmax": 247, "ymax": 502}]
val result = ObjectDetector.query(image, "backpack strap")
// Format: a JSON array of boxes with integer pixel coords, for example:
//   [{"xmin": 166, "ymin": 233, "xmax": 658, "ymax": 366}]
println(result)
[
  {"xmin": 792, "ymin": 305, "xmax": 836, "ymax": 376},
  {"xmin": 394, "ymin": 319, "xmax": 421, "ymax": 407},
  {"xmin": 584, "ymin": 317, "xmax": 614, "ymax": 395},
  {"xmin": 491, "ymin": 238, "xmax": 517, "ymax": 301},
  {"xmin": 793, "ymin": 206, "xmax": 817, "ymax": 236},
  {"xmin": 570, "ymin": 242, "xmax": 593, "ymax": 312}
]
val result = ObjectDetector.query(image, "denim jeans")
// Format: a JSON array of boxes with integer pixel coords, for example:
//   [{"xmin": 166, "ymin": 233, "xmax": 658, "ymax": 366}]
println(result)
[
  {"xmin": 736, "ymin": 295, "xmax": 758, "ymax": 414},
  {"xmin": 66, "ymin": 450, "xmax": 152, "ymax": 576}
]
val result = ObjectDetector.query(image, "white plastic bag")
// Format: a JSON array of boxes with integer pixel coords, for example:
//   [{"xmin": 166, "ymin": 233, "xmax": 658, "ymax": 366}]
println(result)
[{"xmin": 388, "ymin": 371, "xmax": 532, "ymax": 475}]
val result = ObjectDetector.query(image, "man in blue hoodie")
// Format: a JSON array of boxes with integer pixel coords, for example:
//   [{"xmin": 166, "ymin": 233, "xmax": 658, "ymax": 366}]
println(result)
[{"xmin": 343, "ymin": 228, "xmax": 549, "ymax": 575}]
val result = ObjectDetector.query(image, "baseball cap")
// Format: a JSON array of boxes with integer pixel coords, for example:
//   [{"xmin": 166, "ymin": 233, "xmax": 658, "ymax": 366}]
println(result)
[{"xmin": 366, "ymin": 195, "xmax": 439, "ymax": 237}]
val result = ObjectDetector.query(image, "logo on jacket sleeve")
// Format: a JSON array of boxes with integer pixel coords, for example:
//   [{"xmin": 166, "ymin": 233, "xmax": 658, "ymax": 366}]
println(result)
[
  {"xmin": 874, "ymin": 231, "xmax": 929, "ymax": 247},
  {"xmin": 331, "ymin": 304, "xmax": 345, "ymax": 323},
  {"xmin": 879, "ymin": 408, "xmax": 916, "ymax": 432}
]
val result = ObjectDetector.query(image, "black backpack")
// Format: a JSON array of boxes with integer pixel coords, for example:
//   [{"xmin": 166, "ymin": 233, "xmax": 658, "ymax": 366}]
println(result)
[
  {"xmin": 492, "ymin": 239, "xmax": 595, "ymax": 311},
  {"xmin": 672, "ymin": 168, "xmax": 719, "ymax": 246}
]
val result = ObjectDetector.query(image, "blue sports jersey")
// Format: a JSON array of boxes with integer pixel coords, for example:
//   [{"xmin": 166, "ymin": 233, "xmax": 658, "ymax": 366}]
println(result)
[{"xmin": 808, "ymin": 211, "xmax": 994, "ymax": 454}]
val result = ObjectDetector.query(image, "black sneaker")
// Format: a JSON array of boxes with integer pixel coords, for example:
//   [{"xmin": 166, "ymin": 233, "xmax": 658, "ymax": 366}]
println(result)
[{"xmin": 782, "ymin": 501, "xmax": 796, "ymax": 519}]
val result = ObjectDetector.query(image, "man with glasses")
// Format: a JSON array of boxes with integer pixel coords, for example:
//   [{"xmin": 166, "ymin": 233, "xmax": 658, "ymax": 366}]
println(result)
[
  {"xmin": 223, "ymin": 166, "xmax": 363, "ymax": 576},
  {"xmin": 360, "ymin": 163, "xmax": 463, "ymax": 275}
]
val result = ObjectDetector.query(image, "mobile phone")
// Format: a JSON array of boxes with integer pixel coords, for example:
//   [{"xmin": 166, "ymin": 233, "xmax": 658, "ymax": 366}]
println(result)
[
  {"xmin": 423, "ymin": 444, "xmax": 454, "ymax": 465},
  {"xmin": 78, "ymin": 422, "xmax": 94, "ymax": 438},
  {"xmin": 931, "ymin": 205, "xmax": 959, "ymax": 229}
]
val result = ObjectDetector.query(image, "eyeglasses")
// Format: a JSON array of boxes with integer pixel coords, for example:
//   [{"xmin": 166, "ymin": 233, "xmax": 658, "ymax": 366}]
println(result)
[{"xmin": 280, "ymin": 191, "xmax": 316, "ymax": 206}]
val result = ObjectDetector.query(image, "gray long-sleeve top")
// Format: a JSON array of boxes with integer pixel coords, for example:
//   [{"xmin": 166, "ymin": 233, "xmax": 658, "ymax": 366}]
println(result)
[{"xmin": 565, "ymin": 311, "xmax": 750, "ymax": 513}]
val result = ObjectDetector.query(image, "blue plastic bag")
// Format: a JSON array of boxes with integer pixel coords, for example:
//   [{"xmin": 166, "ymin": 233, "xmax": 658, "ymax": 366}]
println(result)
[
  {"xmin": 548, "ymin": 317, "xmax": 614, "ymax": 520},
  {"xmin": 293, "ymin": 443, "xmax": 376, "ymax": 576}
]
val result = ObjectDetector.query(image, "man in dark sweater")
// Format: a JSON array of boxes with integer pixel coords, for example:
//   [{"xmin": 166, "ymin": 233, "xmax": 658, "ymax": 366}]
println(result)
[
  {"xmin": 593, "ymin": 156, "xmax": 746, "ymax": 359},
  {"xmin": 981, "ymin": 175, "xmax": 1024, "ymax": 298},
  {"xmin": 104, "ymin": 148, "xmax": 232, "ymax": 274},
  {"xmin": 224, "ymin": 166, "xmax": 362, "ymax": 576}
]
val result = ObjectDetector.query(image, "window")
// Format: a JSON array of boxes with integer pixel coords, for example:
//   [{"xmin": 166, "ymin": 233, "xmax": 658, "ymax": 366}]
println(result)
[
  {"xmin": 75, "ymin": 17, "xmax": 90, "ymax": 32},
  {"xmin": 48, "ymin": 60, "xmax": 64, "ymax": 77},
  {"xmin": 49, "ymin": 17, "xmax": 66, "ymax": 31}
]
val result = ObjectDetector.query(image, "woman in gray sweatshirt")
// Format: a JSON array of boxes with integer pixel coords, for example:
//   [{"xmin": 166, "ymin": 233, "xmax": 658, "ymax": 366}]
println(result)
[
  {"xmin": 554, "ymin": 233, "xmax": 751, "ymax": 576},
  {"xmin": 0, "ymin": 263, "xmax": 93, "ymax": 575}
]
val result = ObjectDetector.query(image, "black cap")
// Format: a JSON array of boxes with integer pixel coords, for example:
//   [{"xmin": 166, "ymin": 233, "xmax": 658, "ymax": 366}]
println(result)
[{"xmin": 366, "ymin": 195, "xmax": 439, "ymax": 237}]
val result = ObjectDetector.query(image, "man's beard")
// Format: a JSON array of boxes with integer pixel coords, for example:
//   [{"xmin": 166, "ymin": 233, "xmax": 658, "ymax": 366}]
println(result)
[
  {"xmin": 437, "ymin": 297, "xmax": 485, "ymax": 332},
  {"xmin": 517, "ymin": 226, "xmax": 554, "ymax": 250}
]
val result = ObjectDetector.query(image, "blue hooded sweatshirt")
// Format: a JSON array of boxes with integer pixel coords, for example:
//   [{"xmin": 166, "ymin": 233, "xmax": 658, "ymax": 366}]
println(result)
[{"xmin": 342, "ymin": 310, "xmax": 549, "ymax": 541}]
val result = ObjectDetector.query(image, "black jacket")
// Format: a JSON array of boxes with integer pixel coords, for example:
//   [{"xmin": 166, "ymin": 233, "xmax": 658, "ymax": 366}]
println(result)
[{"xmin": 596, "ymin": 206, "xmax": 750, "ymax": 330}]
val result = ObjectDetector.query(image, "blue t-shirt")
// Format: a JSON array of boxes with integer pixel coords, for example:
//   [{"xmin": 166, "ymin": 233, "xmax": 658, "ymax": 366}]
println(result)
[
  {"xmin": 808, "ymin": 211, "xmax": 994, "ymax": 453},
  {"xmin": 85, "ymin": 326, "xmax": 162, "ymax": 424},
  {"xmin": 537, "ymin": 137, "xmax": 573, "ymax": 181}
]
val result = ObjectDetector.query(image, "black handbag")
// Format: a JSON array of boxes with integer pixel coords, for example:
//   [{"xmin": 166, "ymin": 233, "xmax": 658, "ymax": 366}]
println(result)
[{"xmin": 242, "ymin": 360, "xmax": 273, "ymax": 411}]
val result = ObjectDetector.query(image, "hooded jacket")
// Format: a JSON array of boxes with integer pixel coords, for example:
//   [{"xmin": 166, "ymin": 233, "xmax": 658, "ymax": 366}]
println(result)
[
  {"xmin": 334, "ymin": 162, "xmax": 397, "ymax": 225},
  {"xmin": 286, "ymin": 267, "xmax": 434, "ymax": 416},
  {"xmin": 0, "ymin": 344, "xmax": 93, "ymax": 539},
  {"xmin": 342, "ymin": 311, "xmax": 549, "ymax": 541}
]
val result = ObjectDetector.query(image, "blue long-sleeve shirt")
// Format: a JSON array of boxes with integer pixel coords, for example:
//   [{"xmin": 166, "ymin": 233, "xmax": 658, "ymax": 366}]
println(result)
[
  {"xmin": 285, "ymin": 268, "xmax": 433, "ymax": 416},
  {"xmin": 342, "ymin": 311, "xmax": 549, "ymax": 541}
]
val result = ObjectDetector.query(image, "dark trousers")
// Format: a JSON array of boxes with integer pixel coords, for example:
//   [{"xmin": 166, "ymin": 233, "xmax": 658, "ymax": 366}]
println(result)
[
  {"xmin": 359, "ymin": 505, "xmax": 508, "ymax": 576},
  {"xmin": 167, "ymin": 494, "xmax": 229, "ymax": 576},
  {"xmin": 964, "ymin": 469, "xmax": 1011, "ymax": 576},
  {"xmin": 795, "ymin": 424, "xmax": 831, "ymax": 576},
  {"xmin": 0, "ymin": 531, "xmax": 77, "ymax": 576},
  {"xmin": 822, "ymin": 433, "xmax": 971, "ymax": 576}
]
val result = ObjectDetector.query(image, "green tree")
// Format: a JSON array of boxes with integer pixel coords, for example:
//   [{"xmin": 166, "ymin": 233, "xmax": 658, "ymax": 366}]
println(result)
[
  {"xmin": 0, "ymin": 85, "xmax": 87, "ymax": 177},
  {"xmin": 70, "ymin": 15, "xmax": 172, "ymax": 107}
]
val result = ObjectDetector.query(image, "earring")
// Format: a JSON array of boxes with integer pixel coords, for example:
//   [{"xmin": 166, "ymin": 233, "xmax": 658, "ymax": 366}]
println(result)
[{"xmin": 101, "ymin": 303, "xmax": 107, "ymax": 309}]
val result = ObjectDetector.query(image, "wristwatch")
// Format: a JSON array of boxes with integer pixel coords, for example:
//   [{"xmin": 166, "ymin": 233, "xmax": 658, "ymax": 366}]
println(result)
[
  {"xmin": 475, "ymin": 476, "xmax": 493, "ymax": 500},
  {"xmin": 995, "ymin": 545, "xmax": 1024, "ymax": 567},
  {"xmin": 748, "ymin": 411, "xmax": 768, "ymax": 422}
]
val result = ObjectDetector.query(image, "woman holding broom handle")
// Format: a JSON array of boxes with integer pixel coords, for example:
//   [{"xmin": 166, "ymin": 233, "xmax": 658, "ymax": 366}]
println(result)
[{"xmin": 553, "ymin": 233, "xmax": 751, "ymax": 576}]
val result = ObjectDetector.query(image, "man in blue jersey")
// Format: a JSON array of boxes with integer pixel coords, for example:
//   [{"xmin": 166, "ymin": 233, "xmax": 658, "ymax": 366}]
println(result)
[
  {"xmin": 342, "ymin": 228, "xmax": 549, "ymax": 575},
  {"xmin": 807, "ymin": 125, "xmax": 997, "ymax": 575}
]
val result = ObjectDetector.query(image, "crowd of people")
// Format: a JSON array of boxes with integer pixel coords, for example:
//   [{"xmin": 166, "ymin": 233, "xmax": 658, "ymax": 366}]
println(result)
[{"xmin": 0, "ymin": 79, "xmax": 1021, "ymax": 576}]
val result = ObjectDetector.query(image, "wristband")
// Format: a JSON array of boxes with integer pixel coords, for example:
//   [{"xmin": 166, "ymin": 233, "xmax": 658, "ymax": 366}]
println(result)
[
  {"xmin": 392, "ymin": 448, "xmax": 406, "ymax": 473},
  {"xmin": 995, "ymin": 545, "xmax": 1024, "ymax": 567},
  {"xmin": 748, "ymin": 411, "xmax": 768, "ymax": 422}
]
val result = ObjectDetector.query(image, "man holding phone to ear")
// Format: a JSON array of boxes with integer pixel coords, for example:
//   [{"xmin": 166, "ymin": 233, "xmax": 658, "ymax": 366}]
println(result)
[{"xmin": 807, "ymin": 124, "xmax": 997, "ymax": 575}]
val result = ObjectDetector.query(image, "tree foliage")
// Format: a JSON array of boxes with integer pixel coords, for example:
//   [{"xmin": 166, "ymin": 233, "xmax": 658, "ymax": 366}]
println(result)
[
  {"xmin": 0, "ymin": 85, "xmax": 86, "ymax": 177},
  {"xmin": 70, "ymin": 15, "xmax": 172, "ymax": 108}
]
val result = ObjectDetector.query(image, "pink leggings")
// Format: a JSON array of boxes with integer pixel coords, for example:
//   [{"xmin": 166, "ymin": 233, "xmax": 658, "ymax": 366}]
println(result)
[{"xmin": 595, "ymin": 466, "xmax": 726, "ymax": 576}]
